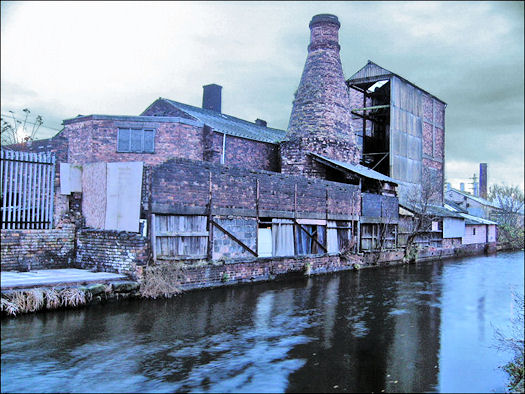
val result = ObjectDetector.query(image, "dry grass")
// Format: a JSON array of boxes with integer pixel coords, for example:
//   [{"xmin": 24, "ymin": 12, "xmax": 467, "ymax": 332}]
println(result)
[
  {"xmin": 43, "ymin": 288, "xmax": 61, "ymax": 310},
  {"xmin": 140, "ymin": 264, "xmax": 184, "ymax": 299},
  {"xmin": 1, "ymin": 297, "xmax": 19, "ymax": 316},
  {"xmin": 25, "ymin": 289, "xmax": 44, "ymax": 312},
  {"xmin": 59, "ymin": 288, "xmax": 86, "ymax": 307}
]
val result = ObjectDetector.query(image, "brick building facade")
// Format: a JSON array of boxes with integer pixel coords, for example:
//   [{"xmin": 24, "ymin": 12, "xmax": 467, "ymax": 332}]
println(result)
[{"xmin": 5, "ymin": 13, "xmax": 455, "ymax": 273}]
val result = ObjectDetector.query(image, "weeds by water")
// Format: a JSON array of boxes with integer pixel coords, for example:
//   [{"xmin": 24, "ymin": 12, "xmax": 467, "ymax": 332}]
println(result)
[
  {"xmin": 1, "ymin": 287, "xmax": 90, "ymax": 317},
  {"xmin": 140, "ymin": 264, "xmax": 184, "ymax": 299}
]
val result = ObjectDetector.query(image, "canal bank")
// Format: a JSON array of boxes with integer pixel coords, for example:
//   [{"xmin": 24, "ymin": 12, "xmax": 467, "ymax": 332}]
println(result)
[{"xmin": 1, "ymin": 241, "xmax": 503, "ymax": 317}]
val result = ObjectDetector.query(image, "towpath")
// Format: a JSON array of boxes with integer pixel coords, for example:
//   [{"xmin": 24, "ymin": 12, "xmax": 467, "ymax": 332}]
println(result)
[{"xmin": 1, "ymin": 269, "xmax": 127, "ymax": 290}]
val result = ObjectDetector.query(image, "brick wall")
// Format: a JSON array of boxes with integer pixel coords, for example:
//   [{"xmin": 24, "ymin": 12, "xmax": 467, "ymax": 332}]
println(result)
[
  {"xmin": 1, "ymin": 224, "xmax": 75, "ymax": 271},
  {"xmin": 171, "ymin": 254, "xmax": 357, "ymax": 291},
  {"xmin": 62, "ymin": 117, "xmax": 204, "ymax": 166},
  {"xmin": 150, "ymin": 157, "xmax": 361, "ymax": 219},
  {"xmin": 76, "ymin": 229, "xmax": 149, "ymax": 278}
]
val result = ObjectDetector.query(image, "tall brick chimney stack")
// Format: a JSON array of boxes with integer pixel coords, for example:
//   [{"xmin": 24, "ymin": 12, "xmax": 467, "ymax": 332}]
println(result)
[{"xmin": 281, "ymin": 14, "xmax": 360, "ymax": 178}]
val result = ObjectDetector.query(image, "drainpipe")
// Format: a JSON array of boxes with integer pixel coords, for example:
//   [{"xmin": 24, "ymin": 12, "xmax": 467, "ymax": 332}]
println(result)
[{"xmin": 221, "ymin": 133, "xmax": 226, "ymax": 164}]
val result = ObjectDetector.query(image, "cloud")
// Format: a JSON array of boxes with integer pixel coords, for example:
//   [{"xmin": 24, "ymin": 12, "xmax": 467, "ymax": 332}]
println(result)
[{"xmin": 1, "ymin": 1, "xmax": 523, "ymax": 188}]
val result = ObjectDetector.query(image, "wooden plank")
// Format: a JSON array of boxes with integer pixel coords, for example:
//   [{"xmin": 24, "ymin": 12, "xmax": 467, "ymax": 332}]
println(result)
[
  {"xmin": 156, "ymin": 231, "xmax": 209, "ymax": 237},
  {"xmin": 211, "ymin": 219, "xmax": 258, "ymax": 257},
  {"xmin": 207, "ymin": 171, "xmax": 213, "ymax": 260},
  {"xmin": 151, "ymin": 213, "xmax": 157, "ymax": 260}
]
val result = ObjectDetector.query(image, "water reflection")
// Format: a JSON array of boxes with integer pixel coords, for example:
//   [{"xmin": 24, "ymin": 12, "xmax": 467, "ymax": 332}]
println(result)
[{"xmin": 2, "ymin": 251, "xmax": 523, "ymax": 393}]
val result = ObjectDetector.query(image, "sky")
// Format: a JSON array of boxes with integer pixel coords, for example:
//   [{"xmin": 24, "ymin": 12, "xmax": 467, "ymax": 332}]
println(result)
[{"xmin": 1, "ymin": 1, "xmax": 524, "ymax": 191}]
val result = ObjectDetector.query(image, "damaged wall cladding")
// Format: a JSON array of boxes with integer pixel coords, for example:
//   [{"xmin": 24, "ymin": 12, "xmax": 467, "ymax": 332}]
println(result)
[{"xmin": 148, "ymin": 157, "xmax": 360, "ymax": 261}]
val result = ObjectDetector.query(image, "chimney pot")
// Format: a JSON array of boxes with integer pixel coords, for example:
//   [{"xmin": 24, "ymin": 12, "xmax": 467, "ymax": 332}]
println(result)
[
  {"xmin": 202, "ymin": 84, "xmax": 222, "ymax": 113},
  {"xmin": 255, "ymin": 119, "xmax": 267, "ymax": 127}
]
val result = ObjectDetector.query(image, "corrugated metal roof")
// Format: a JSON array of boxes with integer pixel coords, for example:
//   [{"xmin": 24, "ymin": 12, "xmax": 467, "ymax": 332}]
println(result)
[
  {"xmin": 161, "ymin": 98, "xmax": 286, "ymax": 144},
  {"xmin": 347, "ymin": 60, "xmax": 446, "ymax": 105},
  {"xmin": 310, "ymin": 152, "xmax": 398, "ymax": 184},
  {"xmin": 400, "ymin": 203, "xmax": 464, "ymax": 218},
  {"xmin": 460, "ymin": 212, "xmax": 498, "ymax": 225},
  {"xmin": 444, "ymin": 200, "xmax": 468, "ymax": 213},
  {"xmin": 448, "ymin": 188, "xmax": 499, "ymax": 208}
]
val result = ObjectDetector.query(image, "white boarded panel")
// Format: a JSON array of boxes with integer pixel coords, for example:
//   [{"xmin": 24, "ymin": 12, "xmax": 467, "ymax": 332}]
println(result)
[
  {"xmin": 105, "ymin": 162, "xmax": 143, "ymax": 232},
  {"xmin": 60, "ymin": 163, "xmax": 72, "ymax": 195},
  {"xmin": 70, "ymin": 164, "xmax": 82, "ymax": 192},
  {"xmin": 443, "ymin": 217, "xmax": 465, "ymax": 238},
  {"xmin": 82, "ymin": 162, "xmax": 107, "ymax": 229}
]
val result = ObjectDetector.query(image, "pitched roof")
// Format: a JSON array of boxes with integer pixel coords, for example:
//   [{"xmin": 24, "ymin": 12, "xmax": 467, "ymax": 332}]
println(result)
[
  {"xmin": 444, "ymin": 199, "xmax": 468, "ymax": 213},
  {"xmin": 309, "ymin": 152, "xmax": 398, "ymax": 184},
  {"xmin": 347, "ymin": 60, "xmax": 446, "ymax": 105},
  {"xmin": 400, "ymin": 202, "xmax": 464, "ymax": 218},
  {"xmin": 459, "ymin": 212, "xmax": 498, "ymax": 225},
  {"xmin": 160, "ymin": 98, "xmax": 286, "ymax": 144},
  {"xmin": 447, "ymin": 188, "xmax": 499, "ymax": 209}
]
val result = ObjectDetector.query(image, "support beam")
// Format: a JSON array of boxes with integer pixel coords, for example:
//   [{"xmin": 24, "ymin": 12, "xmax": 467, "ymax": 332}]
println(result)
[
  {"xmin": 351, "ymin": 104, "xmax": 390, "ymax": 112},
  {"xmin": 293, "ymin": 219, "xmax": 328, "ymax": 253},
  {"xmin": 211, "ymin": 219, "xmax": 258, "ymax": 257}
]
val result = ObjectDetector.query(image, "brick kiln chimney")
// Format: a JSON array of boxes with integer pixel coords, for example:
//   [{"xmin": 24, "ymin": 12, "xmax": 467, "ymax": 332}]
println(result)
[
  {"xmin": 479, "ymin": 163, "xmax": 488, "ymax": 199},
  {"xmin": 281, "ymin": 14, "xmax": 359, "ymax": 178},
  {"xmin": 202, "ymin": 84, "xmax": 222, "ymax": 113}
]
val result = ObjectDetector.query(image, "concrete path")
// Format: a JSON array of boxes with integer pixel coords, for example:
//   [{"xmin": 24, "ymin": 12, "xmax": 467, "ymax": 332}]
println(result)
[{"xmin": 1, "ymin": 269, "xmax": 128, "ymax": 290}]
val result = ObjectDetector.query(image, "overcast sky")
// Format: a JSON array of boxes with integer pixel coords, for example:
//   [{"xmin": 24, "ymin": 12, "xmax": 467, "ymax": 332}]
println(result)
[{"xmin": 1, "ymin": 1, "xmax": 523, "ymax": 190}]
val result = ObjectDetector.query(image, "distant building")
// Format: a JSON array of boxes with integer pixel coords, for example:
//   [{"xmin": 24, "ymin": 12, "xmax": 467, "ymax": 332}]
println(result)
[{"xmin": 445, "ymin": 188, "xmax": 499, "ymax": 220}]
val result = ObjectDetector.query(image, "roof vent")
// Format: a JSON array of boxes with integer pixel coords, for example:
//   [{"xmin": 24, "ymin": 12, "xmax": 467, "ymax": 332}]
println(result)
[{"xmin": 255, "ymin": 119, "xmax": 267, "ymax": 127}]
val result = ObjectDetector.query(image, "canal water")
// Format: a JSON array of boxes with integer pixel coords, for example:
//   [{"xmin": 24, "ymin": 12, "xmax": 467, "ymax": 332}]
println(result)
[{"xmin": 1, "ymin": 251, "xmax": 523, "ymax": 393}]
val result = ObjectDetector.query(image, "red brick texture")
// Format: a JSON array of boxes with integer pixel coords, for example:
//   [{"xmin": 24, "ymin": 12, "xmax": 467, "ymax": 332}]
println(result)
[
  {"xmin": 150, "ymin": 157, "xmax": 361, "ymax": 219},
  {"xmin": 282, "ymin": 15, "xmax": 360, "ymax": 178}
]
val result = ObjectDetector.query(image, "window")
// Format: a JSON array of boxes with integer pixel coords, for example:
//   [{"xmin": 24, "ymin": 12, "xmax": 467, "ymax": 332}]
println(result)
[
  {"xmin": 295, "ymin": 220, "xmax": 326, "ymax": 255},
  {"xmin": 117, "ymin": 128, "xmax": 155, "ymax": 153},
  {"xmin": 473, "ymin": 227, "xmax": 476, "ymax": 235}
]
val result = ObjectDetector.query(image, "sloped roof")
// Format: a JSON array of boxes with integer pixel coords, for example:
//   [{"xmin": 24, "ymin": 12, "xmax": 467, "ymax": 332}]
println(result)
[
  {"xmin": 347, "ymin": 60, "xmax": 446, "ymax": 105},
  {"xmin": 310, "ymin": 152, "xmax": 398, "ymax": 184},
  {"xmin": 447, "ymin": 188, "xmax": 499, "ymax": 209},
  {"xmin": 460, "ymin": 212, "xmax": 498, "ymax": 225},
  {"xmin": 400, "ymin": 202, "xmax": 464, "ymax": 218},
  {"xmin": 160, "ymin": 98, "xmax": 286, "ymax": 144},
  {"xmin": 444, "ymin": 199, "xmax": 468, "ymax": 213}
]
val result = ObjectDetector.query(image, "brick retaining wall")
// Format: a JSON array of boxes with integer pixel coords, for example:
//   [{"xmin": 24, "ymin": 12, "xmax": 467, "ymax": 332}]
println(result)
[
  {"xmin": 76, "ymin": 229, "xmax": 150, "ymax": 278},
  {"xmin": 0, "ymin": 225, "xmax": 76, "ymax": 271}
]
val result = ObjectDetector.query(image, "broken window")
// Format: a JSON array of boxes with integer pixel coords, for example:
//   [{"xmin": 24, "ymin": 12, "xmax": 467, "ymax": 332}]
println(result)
[
  {"xmin": 118, "ymin": 128, "xmax": 155, "ymax": 153},
  {"xmin": 257, "ymin": 218, "xmax": 273, "ymax": 257},
  {"xmin": 295, "ymin": 219, "xmax": 326, "ymax": 255},
  {"xmin": 327, "ymin": 220, "xmax": 353, "ymax": 253}
]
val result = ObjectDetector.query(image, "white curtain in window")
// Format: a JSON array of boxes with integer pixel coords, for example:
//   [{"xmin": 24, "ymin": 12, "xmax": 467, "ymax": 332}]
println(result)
[
  {"xmin": 327, "ymin": 221, "xmax": 339, "ymax": 253},
  {"xmin": 272, "ymin": 219, "xmax": 294, "ymax": 256}
]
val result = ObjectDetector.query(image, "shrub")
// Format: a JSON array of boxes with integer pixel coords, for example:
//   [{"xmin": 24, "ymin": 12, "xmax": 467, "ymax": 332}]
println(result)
[{"xmin": 140, "ymin": 263, "xmax": 184, "ymax": 299}]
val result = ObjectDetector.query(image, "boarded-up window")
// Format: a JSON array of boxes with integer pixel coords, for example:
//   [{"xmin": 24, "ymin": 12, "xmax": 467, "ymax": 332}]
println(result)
[
  {"xmin": 295, "ymin": 222, "xmax": 326, "ymax": 255},
  {"xmin": 154, "ymin": 215, "xmax": 208, "ymax": 258},
  {"xmin": 272, "ymin": 219, "xmax": 295, "ymax": 256},
  {"xmin": 327, "ymin": 221, "xmax": 353, "ymax": 253},
  {"xmin": 117, "ymin": 128, "xmax": 155, "ymax": 153}
]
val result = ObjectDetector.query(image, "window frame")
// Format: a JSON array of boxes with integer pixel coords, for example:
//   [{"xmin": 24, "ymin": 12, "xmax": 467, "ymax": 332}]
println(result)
[{"xmin": 117, "ymin": 127, "xmax": 156, "ymax": 153}]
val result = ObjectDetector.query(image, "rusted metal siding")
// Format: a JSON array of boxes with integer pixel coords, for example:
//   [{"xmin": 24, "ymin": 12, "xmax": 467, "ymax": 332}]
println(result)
[{"xmin": 390, "ymin": 76, "xmax": 423, "ymax": 198}]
